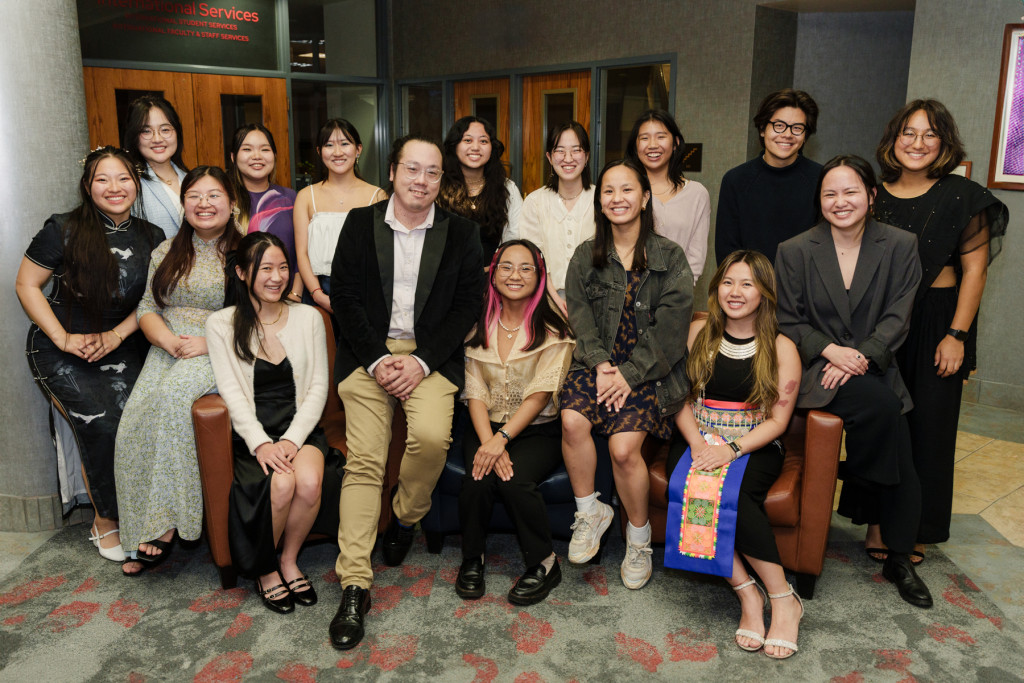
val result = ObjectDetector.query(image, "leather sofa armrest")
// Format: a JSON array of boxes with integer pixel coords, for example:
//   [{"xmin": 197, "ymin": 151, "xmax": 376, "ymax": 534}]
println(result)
[
  {"xmin": 192, "ymin": 393, "xmax": 234, "ymax": 566},
  {"xmin": 796, "ymin": 409, "xmax": 843, "ymax": 571}
]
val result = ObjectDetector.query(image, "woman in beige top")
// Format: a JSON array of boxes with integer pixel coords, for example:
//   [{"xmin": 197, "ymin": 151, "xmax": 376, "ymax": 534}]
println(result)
[{"xmin": 456, "ymin": 239, "xmax": 575, "ymax": 607}]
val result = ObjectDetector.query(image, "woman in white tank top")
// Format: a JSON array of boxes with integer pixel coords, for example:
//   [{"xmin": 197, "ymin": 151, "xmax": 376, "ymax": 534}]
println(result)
[{"xmin": 293, "ymin": 119, "xmax": 386, "ymax": 313}]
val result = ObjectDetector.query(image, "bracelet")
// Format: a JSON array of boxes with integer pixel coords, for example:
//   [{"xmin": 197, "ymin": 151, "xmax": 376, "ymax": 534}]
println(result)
[
  {"xmin": 110, "ymin": 328, "xmax": 123, "ymax": 343},
  {"xmin": 497, "ymin": 428, "xmax": 511, "ymax": 442},
  {"xmin": 312, "ymin": 288, "xmax": 323, "ymax": 297},
  {"xmin": 289, "ymin": 291, "xmax": 302, "ymax": 299},
  {"xmin": 728, "ymin": 441, "xmax": 741, "ymax": 460}
]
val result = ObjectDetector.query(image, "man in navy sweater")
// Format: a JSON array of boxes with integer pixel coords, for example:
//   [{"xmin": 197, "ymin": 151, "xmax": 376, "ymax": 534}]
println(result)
[{"xmin": 715, "ymin": 89, "xmax": 821, "ymax": 265}]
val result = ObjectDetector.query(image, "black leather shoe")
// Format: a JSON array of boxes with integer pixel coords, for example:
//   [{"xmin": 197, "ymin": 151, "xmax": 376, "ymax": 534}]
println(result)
[
  {"xmin": 508, "ymin": 558, "xmax": 562, "ymax": 606},
  {"xmin": 883, "ymin": 553, "xmax": 933, "ymax": 608},
  {"xmin": 256, "ymin": 577, "xmax": 294, "ymax": 614},
  {"xmin": 286, "ymin": 574, "xmax": 318, "ymax": 607},
  {"xmin": 381, "ymin": 517, "xmax": 416, "ymax": 567},
  {"xmin": 329, "ymin": 585, "xmax": 371, "ymax": 650},
  {"xmin": 455, "ymin": 557, "xmax": 485, "ymax": 600}
]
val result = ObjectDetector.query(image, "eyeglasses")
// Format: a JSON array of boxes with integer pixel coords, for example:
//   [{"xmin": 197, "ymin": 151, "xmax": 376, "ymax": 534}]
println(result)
[
  {"xmin": 184, "ymin": 191, "xmax": 226, "ymax": 203},
  {"xmin": 768, "ymin": 120, "xmax": 806, "ymax": 136},
  {"xmin": 140, "ymin": 125, "xmax": 176, "ymax": 140},
  {"xmin": 398, "ymin": 162, "xmax": 443, "ymax": 183},
  {"xmin": 899, "ymin": 129, "xmax": 940, "ymax": 145},
  {"xmin": 551, "ymin": 146, "xmax": 585, "ymax": 159},
  {"xmin": 495, "ymin": 262, "xmax": 537, "ymax": 277}
]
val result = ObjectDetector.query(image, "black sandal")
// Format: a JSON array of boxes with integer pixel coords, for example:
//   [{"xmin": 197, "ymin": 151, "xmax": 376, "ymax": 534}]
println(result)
[
  {"xmin": 257, "ymin": 577, "xmax": 294, "ymax": 614},
  {"xmin": 910, "ymin": 550, "xmax": 925, "ymax": 565},
  {"xmin": 286, "ymin": 575, "xmax": 318, "ymax": 607},
  {"xmin": 136, "ymin": 537, "xmax": 174, "ymax": 567},
  {"xmin": 865, "ymin": 547, "xmax": 888, "ymax": 564}
]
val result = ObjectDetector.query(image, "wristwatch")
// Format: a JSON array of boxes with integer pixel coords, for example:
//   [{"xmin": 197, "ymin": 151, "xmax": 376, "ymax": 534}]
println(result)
[
  {"xmin": 947, "ymin": 328, "xmax": 968, "ymax": 342},
  {"xmin": 728, "ymin": 441, "xmax": 742, "ymax": 457},
  {"xmin": 497, "ymin": 428, "xmax": 511, "ymax": 442}
]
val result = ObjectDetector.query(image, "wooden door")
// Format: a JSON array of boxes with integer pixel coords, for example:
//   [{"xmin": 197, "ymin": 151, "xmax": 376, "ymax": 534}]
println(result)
[
  {"xmin": 82, "ymin": 67, "xmax": 198, "ymax": 168},
  {"xmin": 521, "ymin": 71, "xmax": 591, "ymax": 194},
  {"xmin": 453, "ymin": 77, "xmax": 511, "ymax": 167},
  {"xmin": 191, "ymin": 74, "xmax": 291, "ymax": 183}
]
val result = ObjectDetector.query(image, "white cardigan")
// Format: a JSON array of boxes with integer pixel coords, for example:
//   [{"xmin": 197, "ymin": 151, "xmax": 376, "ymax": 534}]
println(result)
[{"xmin": 206, "ymin": 303, "xmax": 328, "ymax": 456}]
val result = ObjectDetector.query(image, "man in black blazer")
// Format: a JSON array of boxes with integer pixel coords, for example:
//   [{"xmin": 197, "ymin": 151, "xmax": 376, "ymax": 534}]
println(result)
[{"xmin": 328, "ymin": 135, "xmax": 484, "ymax": 650}]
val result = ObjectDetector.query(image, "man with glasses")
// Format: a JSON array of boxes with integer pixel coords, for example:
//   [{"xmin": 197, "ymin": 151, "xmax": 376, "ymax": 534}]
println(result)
[
  {"xmin": 328, "ymin": 135, "xmax": 484, "ymax": 650},
  {"xmin": 715, "ymin": 88, "xmax": 821, "ymax": 265}
]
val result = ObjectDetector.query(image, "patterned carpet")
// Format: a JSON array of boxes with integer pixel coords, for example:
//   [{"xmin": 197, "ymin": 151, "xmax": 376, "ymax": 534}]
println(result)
[{"xmin": 1, "ymin": 522, "xmax": 1022, "ymax": 682}]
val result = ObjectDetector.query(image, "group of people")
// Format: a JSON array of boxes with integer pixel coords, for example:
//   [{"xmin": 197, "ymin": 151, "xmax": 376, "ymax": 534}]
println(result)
[{"xmin": 15, "ymin": 88, "xmax": 1006, "ymax": 662}]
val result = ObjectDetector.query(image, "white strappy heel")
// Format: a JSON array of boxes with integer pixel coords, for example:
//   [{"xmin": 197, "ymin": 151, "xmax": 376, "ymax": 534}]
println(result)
[
  {"xmin": 732, "ymin": 576, "xmax": 767, "ymax": 652},
  {"xmin": 764, "ymin": 583, "xmax": 804, "ymax": 660},
  {"xmin": 89, "ymin": 524, "xmax": 126, "ymax": 562}
]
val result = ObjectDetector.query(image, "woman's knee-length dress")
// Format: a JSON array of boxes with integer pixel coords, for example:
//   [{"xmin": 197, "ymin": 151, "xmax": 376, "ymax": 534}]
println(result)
[
  {"xmin": 114, "ymin": 234, "xmax": 226, "ymax": 551},
  {"xmin": 560, "ymin": 271, "xmax": 672, "ymax": 439},
  {"xmin": 25, "ymin": 213, "xmax": 162, "ymax": 517}
]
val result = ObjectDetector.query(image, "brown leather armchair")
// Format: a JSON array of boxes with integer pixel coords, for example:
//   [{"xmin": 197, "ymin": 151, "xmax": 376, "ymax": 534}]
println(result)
[
  {"xmin": 192, "ymin": 305, "xmax": 407, "ymax": 589},
  {"xmin": 646, "ymin": 409, "xmax": 843, "ymax": 599}
]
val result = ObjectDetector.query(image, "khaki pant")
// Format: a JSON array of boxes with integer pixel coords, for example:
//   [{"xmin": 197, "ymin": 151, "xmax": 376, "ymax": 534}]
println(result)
[{"xmin": 335, "ymin": 338, "xmax": 457, "ymax": 588}]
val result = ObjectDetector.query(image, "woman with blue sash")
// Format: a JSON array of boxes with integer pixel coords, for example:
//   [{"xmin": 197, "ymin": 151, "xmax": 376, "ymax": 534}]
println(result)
[{"xmin": 664, "ymin": 250, "xmax": 803, "ymax": 659}]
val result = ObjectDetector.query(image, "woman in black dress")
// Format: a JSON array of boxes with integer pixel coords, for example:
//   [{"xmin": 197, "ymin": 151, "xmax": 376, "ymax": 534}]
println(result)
[
  {"xmin": 207, "ymin": 232, "xmax": 341, "ymax": 614},
  {"xmin": 842, "ymin": 100, "xmax": 1008, "ymax": 563},
  {"xmin": 16, "ymin": 146, "xmax": 162, "ymax": 562}
]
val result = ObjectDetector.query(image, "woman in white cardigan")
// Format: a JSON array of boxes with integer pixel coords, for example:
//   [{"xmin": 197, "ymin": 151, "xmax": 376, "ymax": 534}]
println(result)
[{"xmin": 207, "ymin": 232, "xmax": 339, "ymax": 615}]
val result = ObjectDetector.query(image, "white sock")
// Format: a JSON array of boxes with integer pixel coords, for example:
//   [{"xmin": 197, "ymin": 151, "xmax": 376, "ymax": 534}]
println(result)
[
  {"xmin": 627, "ymin": 521, "xmax": 651, "ymax": 546},
  {"xmin": 574, "ymin": 492, "xmax": 598, "ymax": 515},
  {"xmin": 540, "ymin": 553, "xmax": 556, "ymax": 572}
]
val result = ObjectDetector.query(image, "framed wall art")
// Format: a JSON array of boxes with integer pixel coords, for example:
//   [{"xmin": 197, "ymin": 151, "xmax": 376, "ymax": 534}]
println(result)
[{"xmin": 988, "ymin": 23, "xmax": 1024, "ymax": 190}]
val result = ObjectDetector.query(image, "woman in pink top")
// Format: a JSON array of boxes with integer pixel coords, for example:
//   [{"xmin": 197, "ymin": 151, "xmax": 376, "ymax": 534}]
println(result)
[{"xmin": 626, "ymin": 109, "xmax": 710, "ymax": 284}]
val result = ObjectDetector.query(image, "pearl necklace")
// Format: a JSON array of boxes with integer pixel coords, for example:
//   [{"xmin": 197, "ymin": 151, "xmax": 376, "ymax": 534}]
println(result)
[
  {"xmin": 720, "ymin": 335, "xmax": 756, "ymax": 359},
  {"xmin": 497, "ymin": 317, "xmax": 521, "ymax": 340}
]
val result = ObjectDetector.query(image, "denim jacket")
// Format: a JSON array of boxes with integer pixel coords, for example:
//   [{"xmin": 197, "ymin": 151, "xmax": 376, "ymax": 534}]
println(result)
[{"xmin": 565, "ymin": 232, "xmax": 693, "ymax": 418}]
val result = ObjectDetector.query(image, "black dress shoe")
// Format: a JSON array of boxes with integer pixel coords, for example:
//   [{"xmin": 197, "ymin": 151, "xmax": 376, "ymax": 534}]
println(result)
[
  {"xmin": 455, "ymin": 557, "xmax": 485, "ymax": 600},
  {"xmin": 508, "ymin": 558, "xmax": 562, "ymax": 606},
  {"xmin": 381, "ymin": 517, "xmax": 416, "ymax": 566},
  {"xmin": 329, "ymin": 585, "xmax": 371, "ymax": 650},
  {"xmin": 256, "ymin": 578, "xmax": 294, "ymax": 614},
  {"xmin": 883, "ymin": 553, "xmax": 933, "ymax": 608},
  {"xmin": 286, "ymin": 574, "xmax": 318, "ymax": 607}
]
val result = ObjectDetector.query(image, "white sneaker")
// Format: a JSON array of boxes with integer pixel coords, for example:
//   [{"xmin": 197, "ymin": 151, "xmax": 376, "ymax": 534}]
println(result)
[
  {"xmin": 568, "ymin": 500, "xmax": 613, "ymax": 564},
  {"xmin": 621, "ymin": 539, "xmax": 653, "ymax": 589}
]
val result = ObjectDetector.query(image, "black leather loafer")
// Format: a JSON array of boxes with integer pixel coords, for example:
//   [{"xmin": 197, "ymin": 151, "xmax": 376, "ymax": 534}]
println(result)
[
  {"xmin": 508, "ymin": 558, "xmax": 561, "ymax": 606},
  {"xmin": 381, "ymin": 517, "xmax": 416, "ymax": 566},
  {"xmin": 883, "ymin": 553, "xmax": 933, "ymax": 608},
  {"xmin": 455, "ymin": 557, "xmax": 485, "ymax": 599},
  {"xmin": 329, "ymin": 585, "xmax": 371, "ymax": 650}
]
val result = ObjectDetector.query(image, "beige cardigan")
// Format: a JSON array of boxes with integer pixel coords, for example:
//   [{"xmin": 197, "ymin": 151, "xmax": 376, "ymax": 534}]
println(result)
[{"xmin": 206, "ymin": 303, "xmax": 328, "ymax": 456}]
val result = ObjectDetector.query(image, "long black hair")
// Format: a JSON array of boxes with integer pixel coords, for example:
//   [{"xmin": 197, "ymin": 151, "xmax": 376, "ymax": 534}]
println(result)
[
  {"xmin": 438, "ymin": 116, "xmax": 511, "ymax": 247},
  {"xmin": 227, "ymin": 123, "xmax": 278, "ymax": 230},
  {"xmin": 227, "ymin": 232, "xmax": 290, "ymax": 362},
  {"xmin": 63, "ymin": 146, "xmax": 149, "ymax": 330},
  {"xmin": 591, "ymin": 158, "xmax": 655, "ymax": 272},
  {"xmin": 316, "ymin": 118, "xmax": 364, "ymax": 181},
  {"xmin": 466, "ymin": 239, "xmax": 572, "ymax": 352},
  {"xmin": 625, "ymin": 109, "xmax": 687, "ymax": 190},
  {"xmin": 122, "ymin": 95, "xmax": 187, "ymax": 179}
]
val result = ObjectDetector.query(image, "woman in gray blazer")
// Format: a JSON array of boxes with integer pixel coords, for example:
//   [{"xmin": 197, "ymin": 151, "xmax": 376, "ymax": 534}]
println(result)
[
  {"xmin": 775, "ymin": 155, "xmax": 931, "ymax": 609},
  {"xmin": 123, "ymin": 95, "xmax": 189, "ymax": 240}
]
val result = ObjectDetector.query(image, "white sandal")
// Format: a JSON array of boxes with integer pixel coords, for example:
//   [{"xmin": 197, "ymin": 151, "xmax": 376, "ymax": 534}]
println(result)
[
  {"xmin": 731, "ymin": 577, "xmax": 767, "ymax": 652},
  {"xmin": 89, "ymin": 524, "xmax": 126, "ymax": 562},
  {"xmin": 764, "ymin": 583, "xmax": 804, "ymax": 660}
]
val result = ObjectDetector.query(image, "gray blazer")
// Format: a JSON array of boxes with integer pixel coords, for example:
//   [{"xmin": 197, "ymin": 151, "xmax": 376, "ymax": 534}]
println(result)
[
  {"xmin": 775, "ymin": 219, "xmax": 921, "ymax": 412},
  {"xmin": 135, "ymin": 163, "xmax": 187, "ymax": 240}
]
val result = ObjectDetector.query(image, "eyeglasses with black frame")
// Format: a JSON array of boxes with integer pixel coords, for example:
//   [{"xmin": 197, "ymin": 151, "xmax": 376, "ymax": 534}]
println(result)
[{"xmin": 767, "ymin": 120, "xmax": 807, "ymax": 136}]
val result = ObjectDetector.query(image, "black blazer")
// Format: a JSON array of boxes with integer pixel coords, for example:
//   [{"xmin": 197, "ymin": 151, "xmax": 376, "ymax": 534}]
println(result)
[
  {"xmin": 775, "ymin": 219, "xmax": 921, "ymax": 412},
  {"xmin": 330, "ymin": 200, "xmax": 485, "ymax": 390}
]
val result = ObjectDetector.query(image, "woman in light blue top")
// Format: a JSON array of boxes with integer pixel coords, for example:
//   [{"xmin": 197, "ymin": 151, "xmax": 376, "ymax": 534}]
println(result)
[{"xmin": 123, "ymin": 95, "xmax": 189, "ymax": 240}]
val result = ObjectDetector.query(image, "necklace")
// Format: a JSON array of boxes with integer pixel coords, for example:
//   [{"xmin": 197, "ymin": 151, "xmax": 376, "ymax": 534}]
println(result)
[
  {"xmin": 558, "ymin": 188, "xmax": 583, "ymax": 202},
  {"xmin": 259, "ymin": 305, "xmax": 284, "ymax": 328},
  {"xmin": 497, "ymin": 316, "xmax": 521, "ymax": 340},
  {"xmin": 155, "ymin": 173, "xmax": 175, "ymax": 187}
]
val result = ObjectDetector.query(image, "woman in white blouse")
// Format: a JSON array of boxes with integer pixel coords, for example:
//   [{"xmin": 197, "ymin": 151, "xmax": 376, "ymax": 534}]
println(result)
[
  {"xmin": 456, "ymin": 239, "xmax": 575, "ymax": 606},
  {"xmin": 517, "ymin": 121, "xmax": 595, "ymax": 315}
]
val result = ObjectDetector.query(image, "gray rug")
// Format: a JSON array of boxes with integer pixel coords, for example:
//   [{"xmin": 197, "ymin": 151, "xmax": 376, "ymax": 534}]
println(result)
[{"xmin": 1, "ymin": 522, "xmax": 1023, "ymax": 681}]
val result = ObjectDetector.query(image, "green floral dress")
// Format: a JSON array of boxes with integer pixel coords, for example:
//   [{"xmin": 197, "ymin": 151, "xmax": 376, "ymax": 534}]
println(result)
[{"xmin": 114, "ymin": 234, "xmax": 225, "ymax": 552}]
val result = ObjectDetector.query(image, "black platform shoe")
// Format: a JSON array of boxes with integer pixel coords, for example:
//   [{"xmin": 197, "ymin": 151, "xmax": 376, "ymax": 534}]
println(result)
[
  {"xmin": 455, "ymin": 557, "xmax": 485, "ymax": 599},
  {"xmin": 508, "ymin": 558, "xmax": 562, "ymax": 606}
]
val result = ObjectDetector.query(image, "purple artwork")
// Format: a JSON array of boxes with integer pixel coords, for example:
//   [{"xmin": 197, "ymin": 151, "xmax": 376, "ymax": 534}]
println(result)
[{"xmin": 1004, "ymin": 34, "xmax": 1024, "ymax": 175}]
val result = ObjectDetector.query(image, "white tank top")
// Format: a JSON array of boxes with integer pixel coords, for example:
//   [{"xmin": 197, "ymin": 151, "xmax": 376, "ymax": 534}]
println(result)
[{"xmin": 306, "ymin": 184, "xmax": 385, "ymax": 276}]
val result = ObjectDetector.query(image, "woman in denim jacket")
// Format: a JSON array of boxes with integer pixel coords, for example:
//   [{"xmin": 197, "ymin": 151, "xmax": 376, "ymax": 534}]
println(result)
[{"xmin": 560, "ymin": 158, "xmax": 692, "ymax": 590}]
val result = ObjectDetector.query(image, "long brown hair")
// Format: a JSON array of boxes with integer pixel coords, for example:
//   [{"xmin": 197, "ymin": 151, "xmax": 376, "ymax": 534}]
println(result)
[
  {"xmin": 151, "ymin": 166, "xmax": 242, "ymax": 308},
  {"xmin": 438, "ymin": 116, "xmax": 511, "ymax": 248},
  {"xmin": 687, "ymin": 250, "xmax": 780, "ymax": 415},
  {"xmin": 64, "ymin": 146, "xmax": 147, "ymax": 330},
  {"xmin": 876, "ymin": 99, "xmax": 965, "ymax": 183}
]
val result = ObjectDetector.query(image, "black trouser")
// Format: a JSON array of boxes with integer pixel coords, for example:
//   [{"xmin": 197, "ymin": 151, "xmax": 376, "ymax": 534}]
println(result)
[
  {"xmin": 832, "ymin": 374, "xmax": 921, "ymax": 554},
  {"xmin": 459, "ymin": 419, "xmax": 561, "ymax": 567}
]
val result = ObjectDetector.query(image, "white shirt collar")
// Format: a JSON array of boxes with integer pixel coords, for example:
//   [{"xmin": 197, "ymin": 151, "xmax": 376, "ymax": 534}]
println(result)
[{"xmin": 384, "ymin": 196, "xmax": 435, "ymax": 234}]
